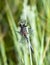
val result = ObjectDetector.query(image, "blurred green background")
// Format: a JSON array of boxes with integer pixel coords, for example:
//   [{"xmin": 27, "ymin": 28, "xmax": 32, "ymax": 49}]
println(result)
[{"xmin": 0, "ymin": 0, "xmax": 50, "ymax": 65}]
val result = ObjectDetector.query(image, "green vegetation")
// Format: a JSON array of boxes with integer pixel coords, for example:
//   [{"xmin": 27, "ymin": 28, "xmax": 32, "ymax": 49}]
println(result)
[{"xmin": 0, "ymin": 0, "xmax": 50, "ymax": 65}]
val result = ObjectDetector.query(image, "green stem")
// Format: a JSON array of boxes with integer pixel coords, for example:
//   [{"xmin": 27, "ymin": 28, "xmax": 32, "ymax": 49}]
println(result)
[
  {"xmin": 24, "ymin": 46, "xmax": 30, "ymax": 65},
  {"xmin": 29, "ymin": 41, "xmax": 33, "ymax": 65},
  {"xmin": 0, "ymin": 39, "xmax": 8, "ymax": 65},
  {"xmin": 0, "ymin": 58, "xmax": 2, "ymax": 65},
  {"xmin": 5, "ymin": 1, "xmax": 24, "ymax": 64}
]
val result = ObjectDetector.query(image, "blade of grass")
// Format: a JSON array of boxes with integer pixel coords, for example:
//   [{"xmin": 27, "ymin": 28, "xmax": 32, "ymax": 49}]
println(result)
[
  {"xmin": 42, "ymin": 37, "xmax": 50, "ymax": 63},
  {"xmin": 0, "ymin": 39, "xmax": 8, "ymax": 65},
  {"xmin": 39, "ymin": 30, "xmax": 45, "ymax": 65},
  {"xmin": 0, "ymin": 58, "xmax": 2, "ymax": 65},
  {"xmin": 23, "ymin": 46, "xmax": 30, "ymax": 65},
  {"xmin": 5, "ymin": 1, "xmax": 25, "ymax": 64}
]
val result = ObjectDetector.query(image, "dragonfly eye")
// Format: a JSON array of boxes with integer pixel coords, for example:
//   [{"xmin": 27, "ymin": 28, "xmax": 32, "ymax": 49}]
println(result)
[
  {"xmin": 19, "ymin": 23, "xmax": 24, "ymax": 27},
  {"xmin": 19, "ymin": 19, "xmax": 27, "ymax": 26}
]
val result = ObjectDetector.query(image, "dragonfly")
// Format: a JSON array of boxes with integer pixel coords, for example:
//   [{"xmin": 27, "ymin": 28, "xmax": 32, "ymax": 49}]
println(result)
[{"xmin": 19, "ymin": 22, "xmax": 34, "ymax": 53}]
